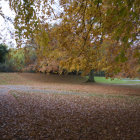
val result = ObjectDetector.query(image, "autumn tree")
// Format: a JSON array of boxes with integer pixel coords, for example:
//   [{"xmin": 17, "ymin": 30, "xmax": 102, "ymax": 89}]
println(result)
[
  {"xmin": 58, "ymin": 0, "xmax": 140, "ymax": 79},
  {"xmin": 3, "ymin": 0, "xmax": 140, "ymax": 80},
  {"xmin": 7, "ymin": 0, "xmax": 61, "ymax": 73}
]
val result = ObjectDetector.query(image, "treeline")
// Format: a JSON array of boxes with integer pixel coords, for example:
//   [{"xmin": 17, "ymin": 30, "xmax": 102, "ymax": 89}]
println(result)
[
  {"xmin": 0, "ymin": 44, "xmax": 36, "ymax": 72},
  {"xmin": 0, "ymin": 43, "xmax": 105, "ymax": 78}
]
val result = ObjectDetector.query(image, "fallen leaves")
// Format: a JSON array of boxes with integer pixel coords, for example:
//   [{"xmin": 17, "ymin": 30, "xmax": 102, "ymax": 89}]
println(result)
[{"xmin": 0, "ymin": 89, "xmax": 140, "ymax": 139}]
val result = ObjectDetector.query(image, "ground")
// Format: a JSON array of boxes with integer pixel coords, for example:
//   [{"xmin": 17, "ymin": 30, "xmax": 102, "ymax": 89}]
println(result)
[{"xmin": 0, "ymin": 73, "xmax": 140, "ymax": 140}]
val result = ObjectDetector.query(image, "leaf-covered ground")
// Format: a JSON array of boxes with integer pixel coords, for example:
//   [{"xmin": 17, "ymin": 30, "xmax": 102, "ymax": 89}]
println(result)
[
  {"xmin": 0, "ymin": 73, "xmax": 140, "ymax": 96},
  {"xmin": 0, "ymin": 73, "xmax": 140, "ymax": 139},
  {"xmin": 0, "ymin": 86, "xmax": 140, "ymax": 139}
]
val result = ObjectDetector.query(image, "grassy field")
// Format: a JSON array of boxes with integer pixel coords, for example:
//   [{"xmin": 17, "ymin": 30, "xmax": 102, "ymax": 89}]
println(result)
[
  {"xmin": 0, "ymin": 73, "xmax": 140, "ymax": 139},
  {"xmin": 94, "ymin": 76, "xmax": 140, "ymax": 84}
]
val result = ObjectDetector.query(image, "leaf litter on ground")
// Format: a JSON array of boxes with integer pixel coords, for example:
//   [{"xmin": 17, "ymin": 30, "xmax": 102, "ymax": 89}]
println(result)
[{"xmin": 0, "ymin": 89, "xmax": 140, "ymax": 140}]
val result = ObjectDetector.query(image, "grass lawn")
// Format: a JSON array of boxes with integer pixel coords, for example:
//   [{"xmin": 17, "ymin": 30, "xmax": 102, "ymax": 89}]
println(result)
[{"xmin": 93, "ymin": 76, "xmax": 140, "ymax": 84}]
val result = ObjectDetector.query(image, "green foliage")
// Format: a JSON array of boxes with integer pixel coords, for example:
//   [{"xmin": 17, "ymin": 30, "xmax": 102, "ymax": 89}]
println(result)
[
  {"xmin": 0, "ymin": 46, "xmax": 37, "ymax": 72},
  {"xmin": 91, "ymin": 76, "xmax": 140, "ymax": 84},
  {"xmin": 6, "ymin": 48, "xmax": 25, "ymax": 71}
]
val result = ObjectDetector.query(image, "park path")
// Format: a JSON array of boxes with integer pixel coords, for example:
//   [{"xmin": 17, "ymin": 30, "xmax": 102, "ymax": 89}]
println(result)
[
  {"xmin": 0, "ymin": 85, "xmax": 83, "ymax": 96},
  {"xmin": 0, "ymin": 83, "xmax": 140, "ymax": 97}
]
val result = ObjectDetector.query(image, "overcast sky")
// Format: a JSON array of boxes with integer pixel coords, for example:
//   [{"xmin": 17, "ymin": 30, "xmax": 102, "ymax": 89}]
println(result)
[{"xmin": 0, "ymin": 0, "xmax": 16, "ymax": 47}]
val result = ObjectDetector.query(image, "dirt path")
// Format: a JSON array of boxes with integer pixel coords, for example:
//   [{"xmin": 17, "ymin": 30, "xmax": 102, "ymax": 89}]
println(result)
[
  {"xmin": 0, "ymin": 85, "xmax": 82, "ymax": 96},
  {"xmin": 0, "ymin": 83, "xmax": 140, "ymax": 97}
]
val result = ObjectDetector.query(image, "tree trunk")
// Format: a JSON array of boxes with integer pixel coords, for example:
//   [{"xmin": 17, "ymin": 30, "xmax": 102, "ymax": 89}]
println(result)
[{"xmin": 87, "ymin": 70, "xmax": 95, "ymax": 82}]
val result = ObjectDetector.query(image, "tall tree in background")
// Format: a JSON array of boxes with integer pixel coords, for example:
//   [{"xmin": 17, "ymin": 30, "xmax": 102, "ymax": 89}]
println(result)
[{"xmin": 0, "ymin": 44, "xmax": 8, "ymax": 63}]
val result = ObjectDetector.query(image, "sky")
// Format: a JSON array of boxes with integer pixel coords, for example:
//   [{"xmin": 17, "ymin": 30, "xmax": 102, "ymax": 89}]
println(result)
[{"xmin": 0, "ymin": 0, "xmax": 16, "ymax": 47}]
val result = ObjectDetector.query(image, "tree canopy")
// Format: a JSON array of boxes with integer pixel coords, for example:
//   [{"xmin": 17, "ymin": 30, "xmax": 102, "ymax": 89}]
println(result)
[
  {"xmin": 0, "ymin": 0, "xmax": 139, "ymax": 78},
  {"xmin": 58, "ymin": 0, "xmax": 140, "ymax": 77}
]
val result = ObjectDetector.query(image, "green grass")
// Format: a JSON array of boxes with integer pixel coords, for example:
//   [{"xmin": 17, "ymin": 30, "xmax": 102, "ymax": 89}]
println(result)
[
  {"xmin": 87, "ymin": 93, "xmax": 140, "ymax": 100},
  {"xmin": 93, "ymin": 76, "xmax": 140, "ymax": 84}
]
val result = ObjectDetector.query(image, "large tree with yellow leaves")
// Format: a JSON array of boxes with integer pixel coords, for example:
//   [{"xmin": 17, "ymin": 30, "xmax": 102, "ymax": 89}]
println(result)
[
  {"xmin": 58, "ymin": 0, "xmax": 140, "ymax": 79},
  {"xmin": 3, "ymin": 0, "xmax": 140, "ymax": 80}
]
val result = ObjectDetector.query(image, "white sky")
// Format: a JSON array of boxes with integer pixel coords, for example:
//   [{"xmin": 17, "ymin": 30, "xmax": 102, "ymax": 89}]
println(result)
[{"xmin": 0, "ymin": 0, "xmax": 16, "ymax": 47}]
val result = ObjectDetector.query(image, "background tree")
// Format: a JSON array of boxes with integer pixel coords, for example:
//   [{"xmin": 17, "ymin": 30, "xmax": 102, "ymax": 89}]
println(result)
[
  {"xmin": 0, "ymin": 44, "xmax": 8, "ymax": 63},
  {"xmin": 6, "ymin": 48, "xmax": 25, "ymax": 71}
]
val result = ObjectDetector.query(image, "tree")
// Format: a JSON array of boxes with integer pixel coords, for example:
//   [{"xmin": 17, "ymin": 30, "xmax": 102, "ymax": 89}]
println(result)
[
  {"xmin": 57, "ymin": 0, "xmax": 140, "ymax": 79},
  {"xmin": 6, "ymin": 48, "xmax": 25, "ymax": 71},
  {"xmin": 2, "ymin": 0, "xmax": 139, "ymax": 80},
  {"xmin": 34, "ymin": 24, "xmax": 65, "ymax": 73},
  {"xmin": 0, "ymin": 44, "xmax": 8, "ymax": 63}
]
